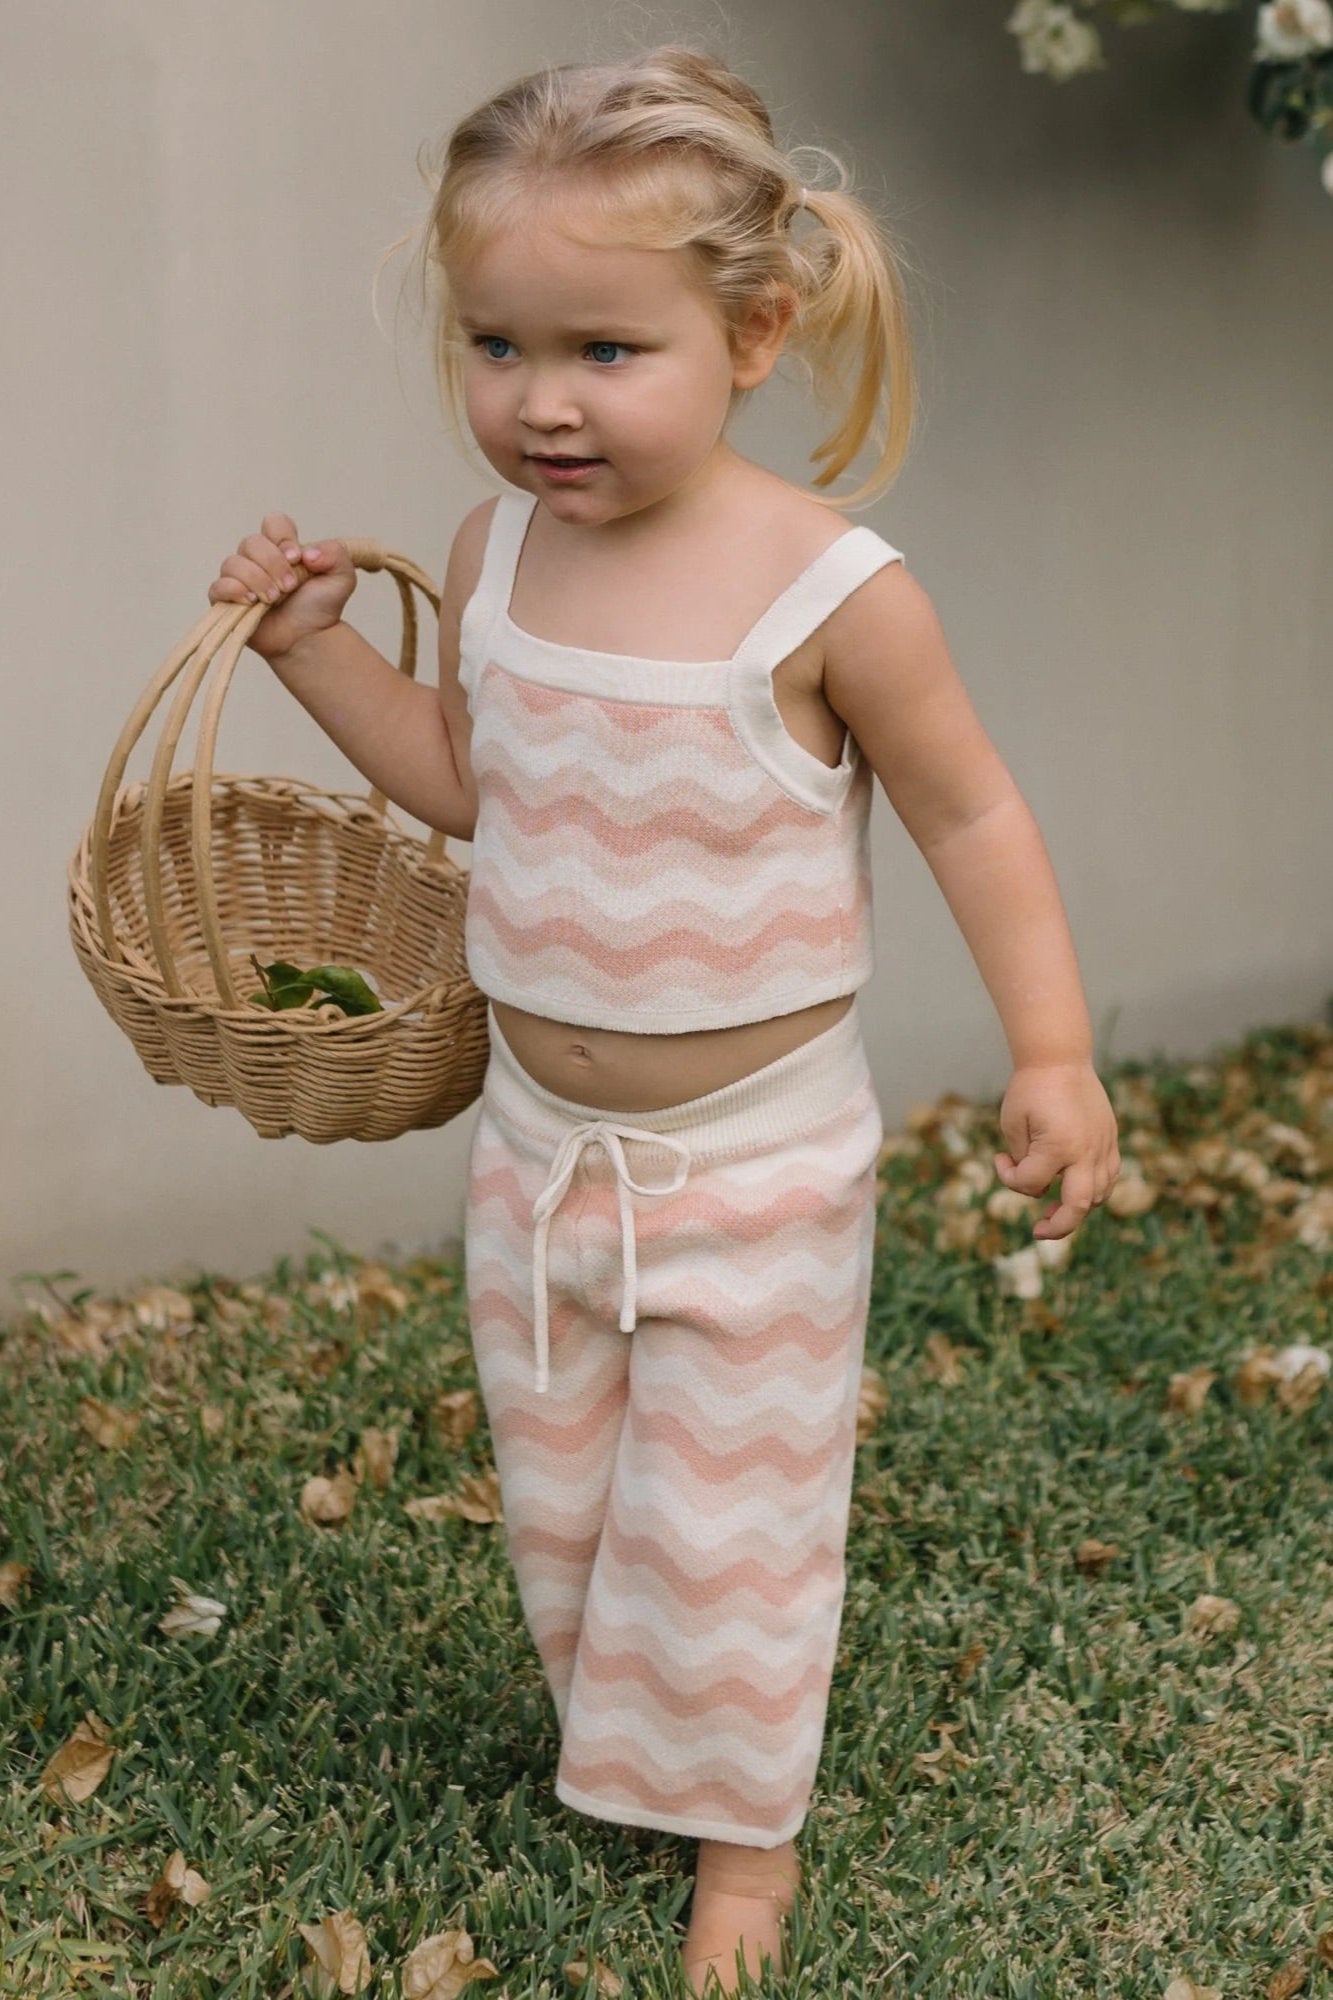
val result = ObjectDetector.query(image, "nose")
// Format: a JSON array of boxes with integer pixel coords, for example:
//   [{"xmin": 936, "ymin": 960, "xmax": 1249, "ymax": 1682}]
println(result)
[{"xmin": 517, "ymin": 367, "xmax": 585, "ymax": 432}]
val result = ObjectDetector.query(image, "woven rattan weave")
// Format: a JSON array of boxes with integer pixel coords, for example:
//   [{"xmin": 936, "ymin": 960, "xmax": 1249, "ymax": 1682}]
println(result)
[{"xmin": 67, "ymin": 539, "xmax": 489, "ymax": 1142}]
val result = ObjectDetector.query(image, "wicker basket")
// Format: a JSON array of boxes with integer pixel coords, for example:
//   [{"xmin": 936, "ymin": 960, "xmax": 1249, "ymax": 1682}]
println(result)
[{"xmin": 67, "ymin": 538, "xmax": 490, "ymax": 1143}]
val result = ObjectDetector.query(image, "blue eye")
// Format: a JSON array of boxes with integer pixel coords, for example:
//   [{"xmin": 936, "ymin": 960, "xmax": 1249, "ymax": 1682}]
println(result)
[{"xmin": 467, "ymin": 335, "xmax": 635, "ymax": 365}]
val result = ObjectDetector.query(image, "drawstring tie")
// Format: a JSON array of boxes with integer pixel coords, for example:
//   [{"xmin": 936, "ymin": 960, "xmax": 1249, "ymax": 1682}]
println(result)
[{"xmin": 529, "ymin": 1120, "xmax": 692, "ymax": 1393}]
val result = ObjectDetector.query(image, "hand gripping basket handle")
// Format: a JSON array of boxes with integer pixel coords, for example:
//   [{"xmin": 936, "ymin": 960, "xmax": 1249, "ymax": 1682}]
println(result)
[{"xmin": 89, "ymin": 539, "xmax": 446, "ymax": 1008}]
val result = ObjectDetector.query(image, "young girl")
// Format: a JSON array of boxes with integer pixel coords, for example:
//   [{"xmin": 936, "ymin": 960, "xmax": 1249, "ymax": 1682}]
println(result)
[{"xmin": 209, "ymin": 43, "xmax": 1120, "ymax": 1994}]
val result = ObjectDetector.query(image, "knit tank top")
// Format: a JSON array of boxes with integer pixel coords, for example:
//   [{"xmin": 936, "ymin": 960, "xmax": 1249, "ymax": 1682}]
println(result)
[{"xmin": 457, "ymin": 489, "xmax": 906, "ymax": 1035}]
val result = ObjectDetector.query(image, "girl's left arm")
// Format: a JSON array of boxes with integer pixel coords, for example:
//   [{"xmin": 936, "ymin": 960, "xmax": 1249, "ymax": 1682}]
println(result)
[{"xmin": 823, "ymin": 565, "xmax": 1121, "ymax": 1240}]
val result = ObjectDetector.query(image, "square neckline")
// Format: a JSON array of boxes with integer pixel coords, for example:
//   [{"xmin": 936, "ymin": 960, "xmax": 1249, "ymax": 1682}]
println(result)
[{"xmin": 497, "ymin": 490, "xmax": 871, "ymax": 673}]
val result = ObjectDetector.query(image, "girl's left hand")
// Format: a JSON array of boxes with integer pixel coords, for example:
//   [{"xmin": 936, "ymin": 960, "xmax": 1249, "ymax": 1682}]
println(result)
[{"xmin": 993, "ymin": 1062, "xmax": 1121, "ymax": 1239}]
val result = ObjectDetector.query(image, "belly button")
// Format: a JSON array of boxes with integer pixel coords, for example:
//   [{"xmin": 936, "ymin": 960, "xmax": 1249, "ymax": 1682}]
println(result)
[{"xmin": 569, "ymin": 1043, "xmax": 593, "ymax": 1063}]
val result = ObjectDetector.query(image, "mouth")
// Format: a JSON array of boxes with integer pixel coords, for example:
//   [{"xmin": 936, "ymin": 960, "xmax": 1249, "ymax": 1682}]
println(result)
[{"xmin": 528, "ymin": 453, "xmax": 604, "ymax": 465}]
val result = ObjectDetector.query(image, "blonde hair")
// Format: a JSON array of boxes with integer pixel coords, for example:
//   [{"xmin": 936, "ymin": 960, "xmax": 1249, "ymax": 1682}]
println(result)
[{"xmin": 380, "ymin": 44, "xmax": 919, "ymax": 511}]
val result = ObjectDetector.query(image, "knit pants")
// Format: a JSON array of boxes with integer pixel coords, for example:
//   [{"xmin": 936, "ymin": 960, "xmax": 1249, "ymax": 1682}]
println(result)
[{"xmin": 462, "ymin": 998, "xmax": 883, "ymax": 1848}]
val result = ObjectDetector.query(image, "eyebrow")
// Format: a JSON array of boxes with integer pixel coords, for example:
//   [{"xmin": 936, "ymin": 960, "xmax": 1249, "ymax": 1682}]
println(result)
[{"xmin": 457, "ymin": 313, "xmax": 656, "ymax": 337}]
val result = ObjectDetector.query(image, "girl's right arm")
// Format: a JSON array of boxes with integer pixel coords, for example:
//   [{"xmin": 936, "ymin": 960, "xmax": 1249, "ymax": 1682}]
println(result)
[{"xmin": 207, "ymin": 510, "xmax": 480, "ymax": 841}]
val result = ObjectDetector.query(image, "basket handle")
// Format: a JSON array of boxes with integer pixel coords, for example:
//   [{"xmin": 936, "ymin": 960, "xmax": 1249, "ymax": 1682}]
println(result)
[{"xmin": 90, "ymin": 539, "xmax": 448, "ymax": 1007}]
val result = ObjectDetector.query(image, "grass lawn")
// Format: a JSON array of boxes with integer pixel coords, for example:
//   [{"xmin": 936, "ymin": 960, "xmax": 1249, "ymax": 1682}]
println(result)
[{"xmin": 2, "ymin": 1010, "xmax": 1331, "ymax": 1999}]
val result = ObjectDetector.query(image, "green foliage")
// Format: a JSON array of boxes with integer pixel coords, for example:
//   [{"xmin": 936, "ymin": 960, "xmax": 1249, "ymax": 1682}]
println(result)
[
  {"xmin": 2, "ymin": 1010, "xmax": 1330, "ymax": 1994},
  {"xmin": 247, "ymin": 955, "xmax": 383, "ymax": 1016}
]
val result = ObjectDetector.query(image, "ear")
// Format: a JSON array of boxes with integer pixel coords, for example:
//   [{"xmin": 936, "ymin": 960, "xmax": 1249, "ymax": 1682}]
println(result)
[{"xmin": 730, "ymin": 284, "xmax": 799, "ymax": 391}]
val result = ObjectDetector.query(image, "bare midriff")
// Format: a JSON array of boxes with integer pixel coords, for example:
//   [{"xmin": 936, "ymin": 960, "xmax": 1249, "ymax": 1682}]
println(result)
[
  {"xmin": 479, "ymin": 463, "xmax": 865, "ymax": 1111},
  {"xmin": 489, "ymin": 991, "xmax": 855, "ymax": 1112}
]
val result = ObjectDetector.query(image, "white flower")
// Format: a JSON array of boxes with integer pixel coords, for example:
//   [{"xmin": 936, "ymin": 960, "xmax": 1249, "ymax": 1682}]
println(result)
[
  {"xmin": 1255, "ymin": 0, "xmax": 1333, "ymax": 60},
  {"xmin": 1323, "ymin": 149, "xmax": 1333, "ymax": 195},
  {"xmin": 1007, "ymin": 0, "xmax": 1057, "ymax": 31},
  {"xmin": 1008, "ymin": 1, "xmax": 1106, "ymax": 80}
]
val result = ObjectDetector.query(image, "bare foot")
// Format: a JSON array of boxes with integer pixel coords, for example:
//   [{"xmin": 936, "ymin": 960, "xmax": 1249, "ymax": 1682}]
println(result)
[{"xmin": 681, "ymin": 1837, "xmax": 801, "ymax": 1996}]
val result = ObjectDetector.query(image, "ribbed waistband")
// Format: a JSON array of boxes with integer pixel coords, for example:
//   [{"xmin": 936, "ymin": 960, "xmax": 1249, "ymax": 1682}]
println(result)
[{"xmin": 482, "ymin": 999, "xmax": 873, "ymax": 1164}]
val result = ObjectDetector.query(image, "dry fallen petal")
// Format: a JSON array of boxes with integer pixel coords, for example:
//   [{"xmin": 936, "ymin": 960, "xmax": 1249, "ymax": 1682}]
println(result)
[
  {"xmin": 1236, "ymin": 1346, "xmax": 1284, "ymax": 1406},
  {"xmin": 133, "ymin": 1284, "xmax": 198, "ymax": 1333},
  {"xmin": 1292, "ymin": 1186, "xmax": 1333, "ymax": 1252},
  {"xmin": 993, "ymin": 1245, "xmax": 1044, "ymax": 1299},
  {"xmin": 936, "ymin": 1207, "xmax": 984, "ymax": 1252},
  {"xmin": 1272, "ymin": 1345, "xmax": 1330, "ymax": 1415},
  {"xmin": 354, "ymin": 1262, "xmax": 410, "ymax": 1316},
  {"xmin": 1107, "ymin": 1171, "xmax": 1156, "ymax": 1217},
  {"xmin": 305, "ymin": 1272, "xmax": 360, "ymax": 1315},
  {"xmin": 985, "ymin": 1185, "xmax": 1038, "ymax": 1223},
  {"xmin": 300, "ymin": 1467, "xmax": 359, "ymax": 1527},
  {"xmin": 1163, "ymin": 1977, "xmax": 1222, "ymax": 2000},
  {"xmin": 145, "ymin": 1846, "xmax": 211, "ymax": 1929},
  {"xmin": 402, "ymin": 1925, "xmax": 502, "ymax": 1998},
  {"xmin": 42, "ymin": 1712, "xmax": 115, "ymax": 1804},
  {"xmin": 159, "ymin": 1590, "xmax": 228, "ymax": 1639},
  {"xmin": 298, "ymin": 1909, "xmax": 372, "ymax": 1995},
  {"xmin": 1034, "ymin": 1232, "xmax": 1074, "ymax": 1270}
]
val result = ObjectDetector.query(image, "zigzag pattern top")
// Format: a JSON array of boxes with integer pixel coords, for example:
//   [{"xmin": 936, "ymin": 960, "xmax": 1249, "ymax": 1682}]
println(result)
[{"xmin": 457, "ymin": 489, "xmax": 906, "ymax": 1035}]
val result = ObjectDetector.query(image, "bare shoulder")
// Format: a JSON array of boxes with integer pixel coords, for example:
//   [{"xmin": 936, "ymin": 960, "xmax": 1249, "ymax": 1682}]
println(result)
[{"xmin": 440, "ymin": 494, "xmax": 501, "ymax": 624}]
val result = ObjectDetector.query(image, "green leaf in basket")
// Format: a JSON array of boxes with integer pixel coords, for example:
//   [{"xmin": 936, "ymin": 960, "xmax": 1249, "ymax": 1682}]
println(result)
[
  {"xmin": 248, "ymin": 955, "xmax": 318, "ymax": 1011},
  {"xmin": 263, "ymin": 960, "xmax": 310, "ymax": 989},
  {"xmin": 302, "ymin": 965, "xmax": 384, "ymax": 1016}
]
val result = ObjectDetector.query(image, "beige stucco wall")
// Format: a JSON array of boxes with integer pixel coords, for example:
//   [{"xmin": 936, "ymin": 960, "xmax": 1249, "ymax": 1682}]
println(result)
[{"xmin": 4, "ymin": 0, "xmax": 1329, "ymax": 1301}]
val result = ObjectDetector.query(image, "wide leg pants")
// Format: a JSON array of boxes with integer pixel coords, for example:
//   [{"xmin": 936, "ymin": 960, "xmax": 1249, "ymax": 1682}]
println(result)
[{"xmin": 462, "ymin": 998, "xmax": 884, "ymax": 1848}]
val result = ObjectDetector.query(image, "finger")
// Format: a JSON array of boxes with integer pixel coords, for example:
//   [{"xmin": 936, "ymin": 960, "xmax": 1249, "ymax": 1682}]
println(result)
[
  {"xmin": 237, "ymin": 540, "xmax": 301, "ymax": 595},
  {"xmin": 223, "ymin": 554, "xmax": 290, "ymax": 603},
  {"xmin": 261, "ymin": 512, "xmax": 301, "ymax": 549},
  {"xmin": 1033, "ymin": 1165, "xmax": 1095, "ymax": 1237},
  {"xmin": 998, "ymin": 1149, "xmax": 1058, "ymax": 1196},
  {"xmin": 209, "ymin": 577, "xmax": 258, "ymax": 604}
]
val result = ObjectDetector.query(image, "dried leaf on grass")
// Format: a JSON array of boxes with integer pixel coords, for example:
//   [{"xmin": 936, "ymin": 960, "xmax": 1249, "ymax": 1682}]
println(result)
[
  {"xmin": 299, "ymin": 1909, "xmax": 372, "ymax": 1995},
  {"xmin": 563, "ymin": 1952, "xmax": 623, "ymax": 1995},
  {"xmin": 144, "ymin": 1846, "xmax": 211, "ymax": 1929},
  {"xmin": 921, "ymin": 1332, "xmax": 966, "ymax": 1385},
  {"xmin": 300, "ymin": 1466, "xmax": 359, "ymax": 1527},
  {"xmin": 856, "ymin": 1364, "xmax": 889, "ymax": 1441},
  {"xmin": 41, "ymin": 1711, "xmax": 115, "ymax": 1804},
  {"xmin": 78, "ymin": 1396, "xmax": 142, "ymax": 1448},
  {"xmin": 0, "ymin": 1560, "xmax": 32, "ymax": 1609},
  {"xmin": 1074, "ymin": 1537, "xmax": 1121, "ymax": 1576},
  {"xmin": 1183, "ymin": 1594, "xmax": 1241, "ymax": 1641},
  {"xmin": 433, "ymin": 1387, "xmax": 481, "ymax": 1448},
  {"xmin": 406, "ymin": 1469, "xmax": 504, "ymax": 1525},
  {"xmin": 401, "ymin": 1925, "xmax": 501, "ymax": 1998},
  {"xmin": 352, "ymin": 1426, "xmax": 399, "ymax": 1488},
  {"xmin": 912, "ymin": 1719, "xmax": 974, "ymax": 1785}
]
